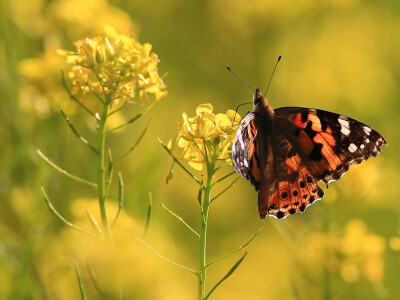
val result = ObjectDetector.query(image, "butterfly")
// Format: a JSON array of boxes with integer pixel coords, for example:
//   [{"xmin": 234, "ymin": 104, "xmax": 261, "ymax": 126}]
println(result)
[{"xmin": 232, "ymin": 88, "xmax": 387, "ymax": 219}]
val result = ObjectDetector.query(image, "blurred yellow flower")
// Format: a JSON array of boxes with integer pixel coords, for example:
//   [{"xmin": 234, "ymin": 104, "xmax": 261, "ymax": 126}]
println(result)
[
  {"xmin": 308, "ymin": 219, "xmax": 386, "ymax": 283},
  {"xmin": 58, "ymin": 25, "xmax": 167, "ymax": 105},
  {"xmin": 390, "ymin": 219, "xmax": 400, "ymax": 252},
  {"xmin": 168, "ymin": 103, "xmax": 240, "ymax": 170}
]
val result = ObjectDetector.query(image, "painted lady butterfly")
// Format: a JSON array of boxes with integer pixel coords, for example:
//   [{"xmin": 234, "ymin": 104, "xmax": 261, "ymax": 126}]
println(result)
[{"xmin": 232, "ymin": 88, "xmax": 386, "ymax": 219}]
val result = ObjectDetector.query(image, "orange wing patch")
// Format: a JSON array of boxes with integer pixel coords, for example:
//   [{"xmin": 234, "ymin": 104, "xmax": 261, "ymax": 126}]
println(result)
[{"xmin": 266, "ymin": 150, "xmax": 324, "ymax": 219}]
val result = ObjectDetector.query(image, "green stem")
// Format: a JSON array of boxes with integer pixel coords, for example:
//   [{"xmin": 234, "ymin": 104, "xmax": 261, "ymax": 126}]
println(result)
[
  {"xmin": 199, "ymin": 160, "xmax": 215, "ymax": 300},
  {"xmin": 97, "ymin": 94, "xmax": 112, "ymax": 239}
]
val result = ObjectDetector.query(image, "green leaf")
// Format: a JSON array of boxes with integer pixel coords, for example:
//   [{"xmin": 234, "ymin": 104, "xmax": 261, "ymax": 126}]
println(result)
[{"xmin": 205, "ymin": 252, "xmax": 248, "ymax": 300}]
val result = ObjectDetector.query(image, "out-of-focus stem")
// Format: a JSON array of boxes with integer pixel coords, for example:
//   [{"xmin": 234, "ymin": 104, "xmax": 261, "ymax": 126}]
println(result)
[{"xmin": 97, "ymin": 94, "xmax": 112, "ymax": 240}]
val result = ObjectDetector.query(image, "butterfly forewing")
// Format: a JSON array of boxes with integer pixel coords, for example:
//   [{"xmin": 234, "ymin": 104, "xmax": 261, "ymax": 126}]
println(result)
[{"xmin": 275, "ymin": 107, "xmax": 387, "ymax": 184}]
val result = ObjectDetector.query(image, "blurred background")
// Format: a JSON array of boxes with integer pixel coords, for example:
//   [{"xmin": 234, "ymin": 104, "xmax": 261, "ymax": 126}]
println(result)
[{"xmin": 1, "ymin": 0, "xmax": 400, "ymax": 299}]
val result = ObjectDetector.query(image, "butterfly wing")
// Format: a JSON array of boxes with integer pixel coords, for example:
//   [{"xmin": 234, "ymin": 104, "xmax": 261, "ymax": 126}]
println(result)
[
  {"xmin": 274, "ymin": 107, "xmax": 387, "ymax": 184},
  {"xmin": 232, "ymin": 112, "xmax": 261, "ymax": 190}
]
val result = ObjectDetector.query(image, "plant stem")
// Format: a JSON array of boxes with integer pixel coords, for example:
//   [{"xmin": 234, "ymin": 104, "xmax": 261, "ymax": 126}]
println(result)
[
  {"xmin": 98, "ymin": 94, "xmax": 112, "ymax": 239},
  {"xmin": 199, "ymin": 160, "xmax": 215, "ymax": 300}
]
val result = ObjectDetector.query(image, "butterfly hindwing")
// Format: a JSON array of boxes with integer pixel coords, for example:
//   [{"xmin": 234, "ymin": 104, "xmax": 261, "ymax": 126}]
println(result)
[
  {"xmin": 274, "ymin": 107, "xmax": 387, "ymax": 184},
  {"xmin": 258, "ymin": 129, "xmax": 324, "ymax": 219}
]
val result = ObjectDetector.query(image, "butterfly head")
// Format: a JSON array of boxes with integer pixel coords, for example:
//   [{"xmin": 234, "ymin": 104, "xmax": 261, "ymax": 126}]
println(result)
[
  {"xmin": 253, "ymin": 88, "xmax": 264, "ymax": 104},
  {"xmin": 252, "ymin": 88, "xmax": 274, "ymax": 118}
]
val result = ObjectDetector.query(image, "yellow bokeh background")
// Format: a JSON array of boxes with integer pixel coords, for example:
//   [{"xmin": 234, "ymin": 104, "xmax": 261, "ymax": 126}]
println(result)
[{"xmin": 1, "ymin": 0, "xmax": 400, "ymax": 299}]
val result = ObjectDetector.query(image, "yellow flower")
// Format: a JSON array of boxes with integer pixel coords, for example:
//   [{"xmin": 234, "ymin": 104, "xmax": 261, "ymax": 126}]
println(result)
[
  {"xmin": 307, "ymin": 219, "xmax": 386, "ymax": 283},
  {"xmin": 58, "ymin": 25, "xmax": 167, "ymax": 105},
  {"xmin": 169, "ymin": 103, "xmax": 241, "ymax": 171}
]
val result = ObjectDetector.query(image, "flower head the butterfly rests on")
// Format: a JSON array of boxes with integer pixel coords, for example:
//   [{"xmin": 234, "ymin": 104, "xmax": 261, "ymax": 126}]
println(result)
[{"xmin": 168, "ymin": 103, "xmax": 241, "ymax": 171}]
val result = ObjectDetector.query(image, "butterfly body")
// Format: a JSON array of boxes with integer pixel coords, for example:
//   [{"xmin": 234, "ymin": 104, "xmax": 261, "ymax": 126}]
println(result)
[{"xmin": 232, "ymin": 89, "xmax": 386, "ymax": 219}]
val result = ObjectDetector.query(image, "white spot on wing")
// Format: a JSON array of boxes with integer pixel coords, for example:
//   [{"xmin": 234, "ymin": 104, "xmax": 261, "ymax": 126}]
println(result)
[
  {"xmin": 341, "ymin": 126, "xmax": 350, "ymax": 136},
  {"xmin": 348, "ymin": 143, "xmax": 357, "ymax": 153},
  {"xmin": 363, "ymin": 126, "xmax": 372, "ymax": 135},
  {"xmin": 366, "ymin": 138, "xmax": 370, "ymax": 143},
  {"xmin": 360, "ymin": 144, "xmax": 365, "ymax": 149},
  {"xmin": 243, "ymin": 160, "xmax": 249, "ymax": 167},
  {"xmin": 338, "ymin": 118, "xmax": 349, "ymax": 128},
  {"xmin": 338, "ymin": 118, "xmax": 350, "ymax": 136}
]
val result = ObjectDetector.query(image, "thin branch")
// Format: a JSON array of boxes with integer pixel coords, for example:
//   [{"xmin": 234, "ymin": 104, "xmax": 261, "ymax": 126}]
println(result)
[
  {"xmin": 161, "ymin": 203, "xmax": 199, "ymax": 238},
  {"xmin": 111, "ymin": 172, "xmax": 124, "ymax": 229},
  {"xmin": 113, "ymin": 118, "xmax": 152, "ymax": 165},
  {"xmin": 41, "ymin": 187, "xmax": 100, "ymax": 238},
  {"xmin": 85, "ymin": 209, "xmax": 102, "ymax": 236},
  {"xmin": 157, "ymin": 137, "xmax": 202, "ymax": 185},
  {"xmin": 90, "ymin": 88, "xmax": 105, "ymax": 104},
  {"xmin": 191, "ymin": 139, "xmax": 206, "ymax": 162},
  {"xmin": 108, "ymin": 101, "xmax": 127, "ymax": 117},
  {"xmin": 83, "ymin": 242, "xmax": 104, "ymax": 296},
  {"xmin": 75, "ymin": 262, "xmax": 87, "ymax": 300},
  {"xmin": 143, "ymin": 192, "xmax": 152, "ymax": 237},
  {"xmin": 202, "ymin": 138, "xmax": 209, "ymax": 165},
  {"xmin": 205, "ymin": 226, "xmax": 263, "ymax": 269},
  {"xmin": 205, "ymin": 252, "xmax": 248, "ymax": 300},
  {"xmin": 210, "ymin": 176, "xmax": 240, "ymax": 203},
  {"xmin": 197, "ymin": 177, "xmax": 204, "ymax": 207},
  {"xmin": 60, "ymin": 110, "xmax": 98, "ymax": 154},
  {"xmin": 212, "ymin": 171, "xmax": 236, "ymax": 187},
  {"xmin": 37, "ymin": 149, "xmax": 97, "ymax": 189},
  {"xmin": 107, "ymin": 104, "xmax": 155, "ymax": 133},
  {"xmin": 135, "ymin": 235, "xmax": 198, "ymax": 275},
  {"xmin": 61, "ymin": 70, "xmax": 96, "ymax": 118},
  {"xmin": 91, "ymin": 67, "xmax": 107, "ymax": 94},
  {"xmin": 105, "ymin": 149, "xmax": 113, "ymax": 198}
]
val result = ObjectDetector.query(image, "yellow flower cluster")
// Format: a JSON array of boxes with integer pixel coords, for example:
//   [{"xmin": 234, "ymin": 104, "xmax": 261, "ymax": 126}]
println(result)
[
  {"xmin": 308, "ymin": 219, "xmax": 386, "ymax": 283},
  {"xmin": 169, "ymin": 103, "xmax": 241, "ymax": 170},
  {"xmin": 58, "ymin": 25, "xmax": 167, "ymax": 105}
]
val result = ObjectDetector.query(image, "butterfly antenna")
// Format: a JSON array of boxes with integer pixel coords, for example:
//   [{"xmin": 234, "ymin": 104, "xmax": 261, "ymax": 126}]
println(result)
[
  {"xmin": 264, "ymin": 55, "xmax": 282, "ymax": 96},
  {"xmin": 226, "ymin": 65, "xmax": 255, "ymax": 92}
]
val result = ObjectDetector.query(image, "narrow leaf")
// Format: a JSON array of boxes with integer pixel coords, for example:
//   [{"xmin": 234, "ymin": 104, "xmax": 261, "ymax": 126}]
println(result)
[
  {"xmin": 161, "ymin": 203, "xmax": 199, "ymax": 238},
  {"xmin": 37, "ymin": 149, "xmax": 97, "ymax": 189},
  {"xmin": 111, "ymin": 172, "xmax": 124, "ymax": 229},
  {"xmin": 86, "ymin": 209, "xmax": 102, "ymax": 236},
  {"xmin": 41, "ymin": 187, "xmax": 100, "ymax": 238},
  {"xmin": 211, "ymin": 176, "xmax": 240, "ymax": 203},
  {"xmin": 212, "ymin": 171, "xmax": 236, "ymax": 187},
  {"xmin": 113, "ymin": 118, "xmax": 153, "ymax": 165},
  {"xmin": 75, "ymin": 263, "xmax": 87, "ymax": 300},
  {"xmin": 135, "ymin": 235, "xmax": 198, "ymax": 275},
  {"xmin": 205, "ymin": 252, "xmax": 248, "ymax": 300},
  {"xmin": 206, "ymin": 226, "xmax": 263, "ymax": 269},
  {"xmin": 108, "ymin": 104, "xmax": 154, "ymax": 132},
  {"xmin": 143, "ymin": 192, "xmax": 152, "ymax": 237},
  {"xmin": 61, "ymin": 70, "xmax": 96, "ymax": 118},
  {"xmin": 157, "ymin": 137, "xmax": 202, "ymax": 185}
]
